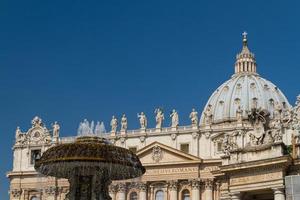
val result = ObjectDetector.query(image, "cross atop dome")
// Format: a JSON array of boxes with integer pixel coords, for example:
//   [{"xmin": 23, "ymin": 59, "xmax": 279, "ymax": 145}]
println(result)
[
  {"xmin": 242, "ymin": 31, "xmax": 248, "ymax": 46},
  {"xmin": 234, "ymin": 32, "xmax": 257, "ymax": 75}
]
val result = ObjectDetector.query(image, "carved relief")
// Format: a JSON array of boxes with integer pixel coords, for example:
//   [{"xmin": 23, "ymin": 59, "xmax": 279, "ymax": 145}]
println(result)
[
  {"xmin": 140, "ymin": 136, "xmax": 146, "ymax": 143},
  {"xmin": 171, "ymin": 133, "xmax": 177, "ymax": 140},
  {"xmin": 152, "ymin": 145, "xmax": 163, "ymax": 163}
]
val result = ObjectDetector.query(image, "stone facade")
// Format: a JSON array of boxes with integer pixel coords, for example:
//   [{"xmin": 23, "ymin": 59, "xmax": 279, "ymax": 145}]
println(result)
[{"xmin": 7, "ymin": 34, "xmax": 300, "ymax": 200}]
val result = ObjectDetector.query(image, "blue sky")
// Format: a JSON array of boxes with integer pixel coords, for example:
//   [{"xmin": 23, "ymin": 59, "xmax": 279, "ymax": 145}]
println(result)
[{"xmin": 1, "ymin": 0, "xmax": 300, "ymax": 196}]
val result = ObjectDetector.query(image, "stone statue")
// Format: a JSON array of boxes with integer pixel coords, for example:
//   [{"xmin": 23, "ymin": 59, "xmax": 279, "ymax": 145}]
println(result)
[
  {"xmin": 31, "ymin": 116, "xmax": 43, "ymax": 127},
  {"xmin": 236, "ymin": 106, "xmax": 243, "ymax": 123},
  {"xmin": 52, "ymin": 121, "xmax": 60, "ymax": 138},
  {"xmin": 15, "ymin": 127, "xmax": 24, "ymax": 145},
  {"xmin": 270, "ymin": 119, "xmax": 282, "ymax": 143},
  {"xmin": 155, "ymin": 108, "xmax": 164, "ymax": 129},
  {"xmin": 110, "ymin": 116, "xmax": 118, "ymax": 133},
  {"xmin": 222, "ymin": 134, "xmax": 230, "ymax": 155},
  {"xmin": 170, "ymin": 109, "xmax": 179, "ymax": 128},
  {"xmin": 204, "ymin": 105, "xmax": 213, "ymax": 125},
  {"xmin": 189, "ymin": 108, "xmax": 198, "ymax": 127},
  {"xmin": 137, "ymin": 112, "xmax": 147, "ymax": 129},
  {"xmin": 247, "ymin": 108, "xmax": 270, "ymax": 146},
  {"xmin": 121, "ymin": 114, "xmax": 128, "ymax": 131}
]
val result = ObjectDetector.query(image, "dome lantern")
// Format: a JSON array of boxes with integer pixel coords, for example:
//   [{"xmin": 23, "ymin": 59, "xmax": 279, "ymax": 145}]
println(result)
[{"xmin": 234, "ymin": 32, "xmax": 257, "ymax": 74}]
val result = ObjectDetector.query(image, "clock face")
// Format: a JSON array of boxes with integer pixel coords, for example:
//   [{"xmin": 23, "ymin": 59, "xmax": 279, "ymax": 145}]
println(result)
[{"xmin": 34, "ymin": 131, "xmax": 40, "ymax": 138}]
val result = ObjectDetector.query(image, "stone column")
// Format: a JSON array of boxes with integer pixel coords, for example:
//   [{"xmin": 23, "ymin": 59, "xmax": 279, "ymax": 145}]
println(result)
[
  {"xmin": 204, "ymin": 179, "xmax": 213, "ymax": 200},
  {"xmin": 149, "ymin": 186, "xmax": 154, "ymax": 200},
  {"xmin": 109, "ymin": 184, "xmax": 117, "ymax": 200},
  {"xmin": 273, "ymin": 188, "xmax": 285, "ymax": 200},
  {"xmin": 169, "ymin": 181, "xmax": 178, "ymax": 200},
  {"xmin": 117, "ymin": 183, "xmax": 126, "ymax": 200},
  {"xmin": 230, "ymin": 192, "xmax": 241, "ymax": 200},
  {"xmin": 139, "ymin": 183, "xmax": 147, "ymax": 200},
  {"xmin": 190, "ymin": 179, "xmax": 200, "ymax": 200}
]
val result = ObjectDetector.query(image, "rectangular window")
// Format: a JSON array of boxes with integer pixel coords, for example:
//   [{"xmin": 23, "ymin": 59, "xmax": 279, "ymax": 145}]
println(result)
[
  {"xmin": 180, "ymin": 143, "xmax": 189, "ymax": 154},
  {"xmin": 128, "ymin": 147, "xmax": 137, "ymax": 153},
  {"xmin": 30, "ymin": 149, "xmax": 41, "ymax": 165},
  {"xmin": 217, "ymin": 142, "xmax": 223, "ymax": 152}
]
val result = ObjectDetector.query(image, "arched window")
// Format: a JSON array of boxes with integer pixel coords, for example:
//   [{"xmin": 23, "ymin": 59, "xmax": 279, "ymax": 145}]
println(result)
[
  {"xmin": 30, "ymin": 197, "xmax": 40, "ymax": 200},
  {"xmin": 182, "ymin": 189, "xmax": 190, "ymax": 200},
  {"xmin": 130, "ymin": 192, "xmax": 138, "ymax": 200},
  {"xmin": 155, "ymin": 190, "xmax": 164, "ymax": 200}
]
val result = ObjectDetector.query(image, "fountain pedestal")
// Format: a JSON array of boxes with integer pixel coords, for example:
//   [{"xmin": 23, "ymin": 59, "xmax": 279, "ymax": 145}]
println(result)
[{"xmin": 67, "ymin": 172, "xmax": 111, "ymax": 200}]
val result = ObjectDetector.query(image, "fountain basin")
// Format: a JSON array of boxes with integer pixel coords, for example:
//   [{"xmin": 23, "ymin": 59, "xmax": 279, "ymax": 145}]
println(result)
[{"xmin": 35, "ymin": 136, "xmax": 145, "ymax": 200}]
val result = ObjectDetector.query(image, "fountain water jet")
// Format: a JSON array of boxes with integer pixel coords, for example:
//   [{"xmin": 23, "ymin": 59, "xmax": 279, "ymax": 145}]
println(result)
[{"xmin": 35, "ymin": 121, "xmax": 145, "ymax": 200}]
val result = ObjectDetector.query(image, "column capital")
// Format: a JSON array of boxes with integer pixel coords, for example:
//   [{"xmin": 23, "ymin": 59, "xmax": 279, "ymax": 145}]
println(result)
[
  {"xmin": 272, "ymin": 187, "xmax": 285, "ymax": 191},
  {"xmin": 117, "ymin": 183, "xmax": 127, "ymax": 193},
  {"xmin": 11, "ymin": 189, "xmax": 22, "ymax": 198},
  {"xmin": 139, "ymin": 182, "xmax": 147, "ymax": 192},
  {"xmin": 109, "ymin": 184, "xmax": 117, "ymax": 193},
  {"xmin": 272, "ymin": 187, "xmax": 285, "ymax": 195},
  {"xmin": 44, "ymin": 186, "xmax": 58, "ymax": 196},
  {"xmin": 189, "ymin": 179, "xmax": 201, "ymax": 190},
  {"xmin": 203, "ymin": 179, "xmax": 214, "ymax": 190},
  {"xmin": 168, "ymin": 181, "xmax": 178, "ymax": 191}
]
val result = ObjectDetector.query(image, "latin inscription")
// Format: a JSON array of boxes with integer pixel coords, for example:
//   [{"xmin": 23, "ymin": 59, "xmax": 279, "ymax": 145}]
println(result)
[
  {"xmin": 230, "ymin": 171, "xmax": 282, "ymax": 185},
  {"xmin": 145, "ymin": 167, "xmax": 198, "ymax": 176}
]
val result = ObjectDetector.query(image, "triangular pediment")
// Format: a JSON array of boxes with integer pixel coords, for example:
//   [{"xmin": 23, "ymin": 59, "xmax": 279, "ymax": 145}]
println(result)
[{"xmin": 136, "ymin": 142, "xmax": 202, "ymax": 166}]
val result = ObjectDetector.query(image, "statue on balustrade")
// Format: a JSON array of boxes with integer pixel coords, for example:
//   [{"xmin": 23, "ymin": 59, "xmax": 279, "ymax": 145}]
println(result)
[
  {"xmin": 137, "ymin": 112, "xmax": 147, "ymax": 129},
  {"xmin": 189, "ymin": 108, "xmax": 198, "ymax": 127},
  {"xmin": 155, "ymin": 108, "xmax": 164, "ymax": 129},
  {"xmin": 204, "ymin": 105, "xmax": 213, "ymax": 125},
  {"xmin": 170, "ymin": 109, "xmax": 179, "ymax": 128},
  {"xmin": 15, "ymin": 127, "xmax": 25, "ymax": 145},
  {"xmin": 52, "ymin": 121, "xmax": 60, "ymax": 138},
  {"xmin": 121, "ymin": 114, "xmax": 128, "ymax": 131},
  {"xmin": 110, "ymin": 116, "xmax": 118, "ymax": 133}
]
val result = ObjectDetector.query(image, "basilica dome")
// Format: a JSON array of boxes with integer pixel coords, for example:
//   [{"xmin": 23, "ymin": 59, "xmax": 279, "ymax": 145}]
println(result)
[{"xmin": 200, "ymin": 33, "xmax": 290, "ymax": 124}]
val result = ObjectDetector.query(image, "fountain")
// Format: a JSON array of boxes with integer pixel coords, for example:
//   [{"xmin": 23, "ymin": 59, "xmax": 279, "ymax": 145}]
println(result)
[{"xmin": 34, "ymin": 120, "xmax": 145, "ymax": 200}]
